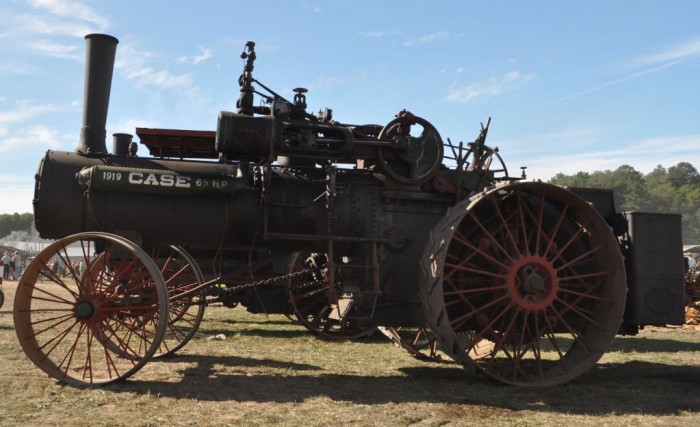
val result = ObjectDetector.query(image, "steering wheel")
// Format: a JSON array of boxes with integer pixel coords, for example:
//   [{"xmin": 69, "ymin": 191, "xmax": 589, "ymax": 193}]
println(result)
[{"xmin": 377, "ymin": 114, "xmax": 443, "ymax": 184}]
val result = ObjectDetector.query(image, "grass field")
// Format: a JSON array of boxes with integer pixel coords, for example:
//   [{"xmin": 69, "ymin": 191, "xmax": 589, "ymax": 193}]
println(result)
[{"xmin": 1, "ymin": 279, "xmax": 699, "ymax": 426}]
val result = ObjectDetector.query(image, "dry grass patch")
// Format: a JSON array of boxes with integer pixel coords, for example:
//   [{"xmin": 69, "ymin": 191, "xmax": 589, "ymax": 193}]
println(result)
[{"xmin": 1, "ymin": 279, "xmax": 699, "ymax": 426}]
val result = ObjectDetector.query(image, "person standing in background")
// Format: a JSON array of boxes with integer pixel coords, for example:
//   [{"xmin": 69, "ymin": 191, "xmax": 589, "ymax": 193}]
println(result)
[
  {"xmin": 1, "ymin": 252, "xmax": 11, "ymax": 280},
  {"xmin": 12, "ymin": 252, "xmax": 21, "ymax": 280}
]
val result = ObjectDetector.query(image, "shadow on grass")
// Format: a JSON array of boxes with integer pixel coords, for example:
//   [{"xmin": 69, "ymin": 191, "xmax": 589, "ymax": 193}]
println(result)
[
  {"xmin": 105, "ymin": 355, "xmax": 699, "ymax": 415},
  {"xmin": 609, "ymin": 336, "xmax": 700, "ymax": 353}
]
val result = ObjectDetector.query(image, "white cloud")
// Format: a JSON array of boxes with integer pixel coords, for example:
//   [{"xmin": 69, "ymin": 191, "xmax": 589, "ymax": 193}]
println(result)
[
  {"xmin": 27, "ymin": 0, "xmax": 108, "ymax": 31},
  {"xmin": 176, "ymin": 47, "xmax": 214, "ymax": 65},
  {"xmin": 359, "ymin": 30, "xmax": 388, "ymax": 38},
  {"xmin": 510, "ymin": 134, "xmax": 700, "ymax": 180},
  {"xmin": 0, "ymin": 124, "xmax": 62, "ymax": 154},
  {"xmin": 0, "ymin": 63, "xmax": 38, "ymax": 76},
  {"xmin": 446, "ymin": 71, "xmax": 535, "ymax": 104},
  {"xmin": 403, "ymin": 31, "xmax": 450, "ymax": 47},
  {"xmin": 109, "ymin": 118, "xmax": 160, "ymax": 136},
  {"xmin": 115, "ymin": 42, "xmax": 201, "ymax": 96},
  {"xmin": 25, "ymin": 39, "xmax": 81, "ymax": 59},
  {"xmin": 16, "ymin": 14, "xmax": 97, "ymax": 38},
  {"xmin": 549, "ymin": 60, "xmax": 680, "ymax": 107},
  {"xmin": 0, "ymin": 101, "xmax": 64, "ymax": 126},
  {"xmin": 638, "ymin": 37, "xmax": 700, "ymax": 66}
]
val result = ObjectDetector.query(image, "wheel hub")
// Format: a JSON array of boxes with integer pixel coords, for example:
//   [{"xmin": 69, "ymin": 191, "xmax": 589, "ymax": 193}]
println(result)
[
  {"xmin": 520, "ymin": 266, "xmax": 545, "ymax": 294},
  {"xmin": 74, "ymin": 300, "xmax": 96, "ymax": 319},
  {"xmin": 506, "ymin": 256, "xmax": 559, "ymax": 311}
]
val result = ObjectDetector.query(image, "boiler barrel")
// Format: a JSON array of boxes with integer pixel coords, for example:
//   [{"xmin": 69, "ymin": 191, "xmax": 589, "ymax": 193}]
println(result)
[{"xmin": 33, "ymin": 150, "xmax": 262, "ymax": 250}]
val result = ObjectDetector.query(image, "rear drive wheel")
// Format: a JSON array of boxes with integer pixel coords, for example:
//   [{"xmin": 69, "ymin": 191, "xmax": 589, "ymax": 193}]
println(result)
[{"xmin": 420, "ymin": 181, "xmax": 626, "ymax": 386}]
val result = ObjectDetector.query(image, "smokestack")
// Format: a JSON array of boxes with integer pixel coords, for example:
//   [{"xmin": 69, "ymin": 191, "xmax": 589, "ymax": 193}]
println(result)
[{"xmin": 75, "ymin": 33, "xmax": 119, "ymax": 155}]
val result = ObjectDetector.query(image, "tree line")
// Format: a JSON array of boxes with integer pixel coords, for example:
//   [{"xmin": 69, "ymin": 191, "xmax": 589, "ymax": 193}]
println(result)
[
  {"xmin": 548, "ymin": 162, "xmax": 700, "ymax": 244},
  {"xmin": 0, "ymin": 213, "xmax": 33, "ymax": 240}
]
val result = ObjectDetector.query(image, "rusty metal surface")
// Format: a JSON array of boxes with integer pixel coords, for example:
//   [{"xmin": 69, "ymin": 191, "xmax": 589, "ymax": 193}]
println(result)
[{"xmin": 136, "ymin": 128, "xmax": 217, "ymax": 159}]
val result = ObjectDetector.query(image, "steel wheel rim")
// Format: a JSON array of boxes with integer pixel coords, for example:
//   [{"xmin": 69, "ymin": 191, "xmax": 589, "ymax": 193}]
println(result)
[
  {"xmin": 150, "ymin": 245, "xmax": 205, "ymax": 357},
  {"xmin": 421, "ymin": 181, "xmax": 626, "ymax": 386},
  {"xmin": 13, "ymin": 232, "xmax": 168, "ymax": 386}
]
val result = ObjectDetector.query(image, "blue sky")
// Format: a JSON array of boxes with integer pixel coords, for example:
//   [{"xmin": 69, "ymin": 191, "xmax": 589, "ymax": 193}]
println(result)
[{"xmin": 1, "ymin": 0, "xmax": 699, "ymax": 214}]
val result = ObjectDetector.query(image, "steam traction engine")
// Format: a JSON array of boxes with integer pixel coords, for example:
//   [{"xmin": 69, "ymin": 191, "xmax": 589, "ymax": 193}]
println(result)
[{"xmin": 14, "ymin": 34, "xmax": 686, "ymax": 387}]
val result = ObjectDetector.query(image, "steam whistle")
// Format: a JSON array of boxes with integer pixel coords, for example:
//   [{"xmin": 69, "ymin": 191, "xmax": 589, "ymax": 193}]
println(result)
[{"xmin": 237, "ymin": 41, "xmax": 256, "ymax": 115}]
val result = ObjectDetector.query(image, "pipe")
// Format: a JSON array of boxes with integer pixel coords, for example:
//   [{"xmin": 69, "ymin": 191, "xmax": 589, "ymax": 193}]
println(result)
[
  {"xmin": 112, "ymin": 133, "xmax": 132, "ymax": 157},
  {"xmin": 75, "ymin": 33, "xmax": 119, "ymax": 155}
]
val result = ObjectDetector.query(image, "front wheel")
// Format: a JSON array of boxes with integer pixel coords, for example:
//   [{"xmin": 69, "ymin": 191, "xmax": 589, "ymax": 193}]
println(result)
[{"xmin": 13, "ymin": 232, "xmax": 169, "ymax": 386}]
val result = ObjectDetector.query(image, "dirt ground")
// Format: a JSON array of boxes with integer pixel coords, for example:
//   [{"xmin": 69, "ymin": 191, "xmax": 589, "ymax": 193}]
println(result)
[{"xmin": 1, "ymin": 278, "xmax": 699, "ymax": 426}]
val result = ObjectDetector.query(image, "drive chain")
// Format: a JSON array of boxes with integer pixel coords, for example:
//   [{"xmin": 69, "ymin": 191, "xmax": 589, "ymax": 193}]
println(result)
[{"xmin": 217, "ymin": 268, "xmax": 325, "ymax": 298}]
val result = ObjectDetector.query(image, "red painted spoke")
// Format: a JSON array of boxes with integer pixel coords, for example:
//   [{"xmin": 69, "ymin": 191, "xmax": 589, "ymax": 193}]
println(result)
[
  {"xmin": 24, "ymin": 290, "xmax": 74, "ymax": 306},
  {"xmin": 78, "ymin": 240, "xmax": 96, "ymax": 294},
  {"xmin": 443, "ymin": 261, "xmax": 507, "ymax": 280},
  {"xmin": 159, "ymin": 251, "xmax": 176, "ymax": 274},
  {"xmin": 548, "ymin": 306, "xmax": 590, "ymax": 355},
  {"xmin": 166, "ymin": 322, "xmax": 187, "ymax": 342},
  {"xmin": 542, "ymin": 314, "xmax": 568, "ymax": 372},
  {"xmin": 542, "ymin": 203, "xmax": 570, "ymax": 258},
  {"xmin": 516, "ymin": 190, "xmax": 547, "ymax": 255},
  {"xmin": 81, "ymin": 325, "xmax": 96, "ymax": 382},
  {"xmin": 558, "ymin": 286, "xmax": 613, "ymax": 303},
  {"xmin": 513, "ymin": 189, "xmax": 532, "ymax": 256},
  {"xmin": 164, "ymin": 265, "xmax": 192, "ymax": 287},
  {"xmin": 534, "ymin": 194, "xmax": 547, "ymax": 254},
  {"xmin": 448, "ymin": 294, "xmax": 510, "ymax": 330},
  {"xmin": 98, "ymin": 327, "xmax": 124, "ymax": 381},
  {"xmin": 559, "ymin": 270, "xmax": 609, "ymax": 285},
  {"xmin": 467, "ymin": 303, "xmax": 513, "ymax": 354},
  {"xmin": 480, "ymin": 306, "xmax": 519, "ymax": 373},
  {"xmin": 91, "ymin": 248, "xmax": 115, "ymax": 295},
  {"xmin": 529, "ymin": 314, "xmax": 545, "ymax": 379},
  {"xmin": 444, "ymin": 287, "xmax": 483, "ymax": 313},
  {"xmin": 555, "ymin": 243, "xmax": 605, "ymax": 273},
  {"xmin": 452, "ymin": 231, "xmax": 511, "ymax": 272},
  {"xmin": 444, "ymin": 250, "xmax": 482, "ymax": 281},
  {"xmin": 443, "ymin": 284, "xmax": 507, "ymax": 296},
  {"xmin": 28, "ymin": 312, "xmax": 75, "ymax": 337},
  {"xmin": 488, "ymin": 193, "xmax": 522, "ymax": 257},
  {"xmin": 554, "ymin": 296, "xmax": 605, "ymax": 330},
  {"xmin": 512, "ymin": 310, "xmax": 531, "ymax": 365},
  {"xmin": 101, "ymin": 303, "xmax": 160, "ymax": 313},
  {"xmin": 466, "ymin": 210, "xmax": 515, "ymax": 263},
  {"xmin": 103, "ymin": 317, "xmax": 149, "ymax": 360},
  {"xmin": 56, "ymin": 249, "xmax": 83, "ymax": 292},
  {"xmin": 36, "ymin": 263, "xmax": 81, "ymax": 299},
  {"xmin": 57, "ymin": 322, "xmax": 87, "ymax": 381}
]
